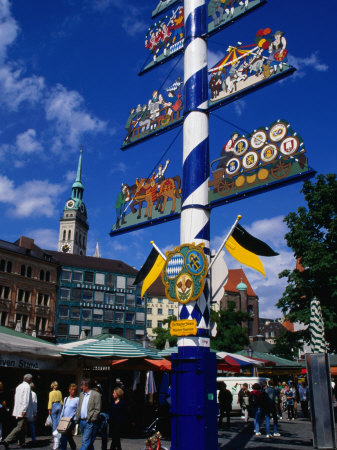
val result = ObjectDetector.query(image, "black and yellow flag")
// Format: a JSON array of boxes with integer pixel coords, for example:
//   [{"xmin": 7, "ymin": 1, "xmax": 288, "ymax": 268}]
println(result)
[
  {"xmin": 134, "ymin": 247, "xmax": 165, "ymax": 298},
  {"xmin": 225, "ymin": 223, "xmax": 278, "ymax": 276}
]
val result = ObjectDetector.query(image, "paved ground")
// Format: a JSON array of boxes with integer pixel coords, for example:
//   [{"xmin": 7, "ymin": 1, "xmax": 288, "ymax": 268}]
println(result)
[{"xmin": 2, "ymin": 416, "xmax": 315, "ymax": 450}]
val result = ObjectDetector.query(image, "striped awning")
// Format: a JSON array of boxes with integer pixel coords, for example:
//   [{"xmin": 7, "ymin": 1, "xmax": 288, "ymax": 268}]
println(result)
[
  {"xmin": 60, "ymin": 335, "xmax": 161, "ymax": 359},
  {"xmin": 310, "ymin": 297, "xmax": 327, "ymax": 353}
]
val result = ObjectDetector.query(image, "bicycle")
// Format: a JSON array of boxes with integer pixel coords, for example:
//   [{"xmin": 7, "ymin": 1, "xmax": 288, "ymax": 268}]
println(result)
[{"xmin": 143, "ymin": 431, "xmax": 168, "ymax": 450}]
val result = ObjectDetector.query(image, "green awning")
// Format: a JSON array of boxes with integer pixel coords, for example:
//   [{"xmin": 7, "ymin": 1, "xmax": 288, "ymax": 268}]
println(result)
[{"xmin": 236, "ymin": 350, "xmax": 301, "ymax": 368}]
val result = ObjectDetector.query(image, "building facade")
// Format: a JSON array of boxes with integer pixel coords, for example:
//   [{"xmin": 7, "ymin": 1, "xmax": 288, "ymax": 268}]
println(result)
[
  {"xmin": 58, "ymin": 150, "xmax": 89, "ymax": 256},
  {"xmin": 221, "ymin": 268, "xmax": 259, "ymax": 338},
  {"xmin": 51, "ymin": 252, "xmax": 146, "ymax": 342},
  {"xmin": 0, "ymin": 236, "xmax": 58, "ymax": 339},
  {"xmin": 146, "ymin": 278, "xmax": 179, "ymax": 340}
]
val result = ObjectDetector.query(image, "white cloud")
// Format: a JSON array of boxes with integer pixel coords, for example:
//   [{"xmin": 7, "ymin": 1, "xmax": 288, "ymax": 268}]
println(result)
[
  {"xmin": 65, "ymin": 170, "xmax": 76, "ymax": 183},
  {"xmin": 45, "ymin": 84, "xmax": 107, "ymax": 151},
  {"xmin": 288, "ymin": 52, "xmax": 328, "ymax": 79},
  {"xmin": 0, "ymin": 175, "xmax": 66, "ymax": 218},
  {"xmin": 0, "ymin": 0, "xmax": 18, "ymax": 62},
  {"xmin": 16, "ymin": 129, "xmax": 43, "ymax": 154},
  {"xmin": 110, "ymin": 161, "xmax": 127, "ymax": 174},
  {"xmin": 26, "ymin": 228, "xmax": 59, "ymax": 250}
]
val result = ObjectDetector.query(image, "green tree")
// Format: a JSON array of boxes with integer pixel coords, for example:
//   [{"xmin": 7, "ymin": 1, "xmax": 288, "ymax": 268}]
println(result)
[
  {"xmin": 210, "ymin": 301, "xmax": 250, "ymax": 352},
  {"xmin": 277, "ymin": 174, "xmax": 337, "ymax": 351},
  {"xmin": 152, "ymin": 315, "xmax": 177, "ymax": 350},
  {"xmin": 270, "ymin": 329, "xmax": 305, "ymax": 361}
]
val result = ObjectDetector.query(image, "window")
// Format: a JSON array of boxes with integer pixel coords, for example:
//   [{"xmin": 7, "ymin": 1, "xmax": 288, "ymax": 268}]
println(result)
[
  {"xmin": 71, "ymin": 307, "xmax": 80, "ymax": 320},
  {"xmin": 0, "ymin": 259, "xmax": 5, "ymax": 271},
  {"xmin": 68, "ymin": 230, "xmax": 71, "ymax": 240},
  {"xmin": 59, "ymin": 306, "xmax": 69, "ymax": 319},
  {"xmin": 63, "ymin": 230, "xmax": 66, "ymax": 241},
  {"xmin": 106, "ymin": 274, "xmax": 115, "ymax": 287},
  {"xmin": 73, "ymin": 271, "xmax": 83, "ymax": 282},
  {"xmin": 125, "ymin": 329, "xmax": 134, "ymax": 340},
  {"xmin": 1, "ymin": 259, "xmax": 12, "ymax": 273},
  {"xmin": 84, "ymin": 271, "xmax": 94, "ymax": 283},
  {"xmin": 72, "ymin": 288, "xmax": 81, "ymax": 301},
  {"xmin": 69, "ymin": 325, "xmax": 79, "ymax": 338},
  {"xmin": 137, "ymin": 296, "xmax": 144, "ymax": 306},
  {"xmin": 158, "ymin": 298, "xmax": 163, "ymax": 303},
  {"xmin": 60, "ymin": 288, "xmax": 70, "ymax": 300},
  {"xmin": 270, "ymin": 331, "xmax": 275, "ymax": 338},
  {"xmin": 37, "ymin": 293, "xmax": 49, "ymax": 306},
  {"xmin": 147, "ymin": 308, "xmax": 152, "ymax": 314},
  {"xmin": 93, "ymin": 309, "xmax": 103, "ymax": 321},
  {"xmin": 168, "ymin": 309, "xmax": 174, "ymax": 315},
  {"xmin": 116, "ymin": 295, "xmax": 124, "ymax": 306},
  {"xmin": 127, "ymin": 277, "xmax": 136, "ymax": 290},
  {"xmin": 15, "ymin": 314, "xmax": 29, "ymax": 330},
  {"xmin": 83, "ymin": 290, "xmax": 93, "ymax": 302},
  {"xmin": 58, "ymin": 324, "xmax": 68, "ymax": 337},
  {"xmin": 46, "ymin": 271, "xmax": 50, "ymax": 282},
  {"xmin": 61, "ymin": 269, "xmax": 71, "ymax": 281},
  {"xmin": 35, "ymin": 317, "xmax": 47, "ymax": 331},
  {"xmin": 82, "ymin": 309, "xmax": 92, "ymax": 321},
  {"xmin": 158, "ymin": 308, "xmax": 163, "ymax": 315},
  {"xmin": 6, "ymin": 261, "xmax": 12, "ymax": 273},
  {"xmin": 26, "ymin": 266, "xmax": 32, "ymax": 278},
  {"xmin": 126, "ymin": 294, "xmax": 135, "ymax": 306},
  {"xmin": 147, "ymin": 320, "xmax": 152, "ymax": 328},
  {"xmin": 39, "ymin": 269, "xmax": 45, "ymax": 281},
  {"xmin": 105, "ymin": 310, "xmax": 114, "ymax": 322},
  {"xmin": 265, "ymin": 331, "xmax": 269, "ymax": 338},
  {"xmin": 95, "ymin": 291, "xmax": 104, "ymax": 303},
  {"xmin": 0, "ymin": 311, "xmax": 8, "ymax": 326},
  {"xmin": 17, "ymin": 289, "xmax": 30, "ymax": 303},
  {"xmin": 136, "ymin": 312, "xmax": 145, "ymax": 324},
  {"xmin": 95, "ymin": 273, "xmax": 105, "ymax": 285},
  {"xmin": 116, "ymin": 276, "xmax": 126, "ymax": 290},
  {"xmin": 125, "ymin": 313, "xmax": 134, "ymax": 324},
  {"xmin": 20, "ymin": 265, "xmax": 26, "ymax": 276},
  {"xmin": 105, "ymin": 293, "xmax": 114, "ymax": 305},
  {"xmin": 157, "ymin": 321, "xmax": 163, "ymax": 328},
  {"xmin": 115, "ymin": 312, "xmax": 124, "ymax": 323},
  {"xmin": 0, "ymin": 285, "xmax": 10, "ymax": 299}
]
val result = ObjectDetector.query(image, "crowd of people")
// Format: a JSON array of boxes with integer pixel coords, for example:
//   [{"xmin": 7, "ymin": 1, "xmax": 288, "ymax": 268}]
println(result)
[
  {"xmin": 218, "ymin": 379, "xmax": 310, "ymax": 438},
  {"xmin": 0, "ymin": 374, "xmax": 126, "ymax": 450}
]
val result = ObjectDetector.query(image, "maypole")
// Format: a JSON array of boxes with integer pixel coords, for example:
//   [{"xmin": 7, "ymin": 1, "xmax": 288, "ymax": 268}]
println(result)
[{"xmin": 170, "ymin": 1, "xmax": 218, "ymax": 449}]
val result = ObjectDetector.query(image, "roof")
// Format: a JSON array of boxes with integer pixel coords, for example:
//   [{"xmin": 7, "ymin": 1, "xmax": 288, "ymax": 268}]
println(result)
[
  {"xmin": 259, "ymin": 318, "xmax": 286, "ymax": 336},
  {"xmin": 0, "ymin": 325, "xmax": 57, "ymax": 344},
  {"xmin": 224, "ymin": 269, "xmax": 258, "ymax": 297},
  {"xmin": 0, "ymin": 237, "xmax": 58, "ymax": 265},
  {"xmin": 282, "ymin": 320, "xmax": 295, "ymax": 332},
  {"xmin": 47, "ymin": 250, "xmax": 138, "ymax": 275},
  {"xmin": 147, "ymin": 276, "xmax": 166, "ymax": 297},
  {"xmin": 236, "ymin": 349, "xmax": 301, "ymax": 368},
  {"xmin": 251, "ymin": 339, "xmax": 274, "ymax": 353}
]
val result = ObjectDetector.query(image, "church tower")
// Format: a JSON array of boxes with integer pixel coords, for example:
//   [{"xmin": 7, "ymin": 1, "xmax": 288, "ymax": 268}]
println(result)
[{"xmin": 58, "ymin": 149, "xmax": 89, "ymax": 255}]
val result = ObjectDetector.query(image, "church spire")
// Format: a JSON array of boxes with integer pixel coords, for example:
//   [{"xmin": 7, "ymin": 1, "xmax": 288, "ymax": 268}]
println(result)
[{"xmin": 72, "ymin": 147, "xmax": 84, "ymax": 200}]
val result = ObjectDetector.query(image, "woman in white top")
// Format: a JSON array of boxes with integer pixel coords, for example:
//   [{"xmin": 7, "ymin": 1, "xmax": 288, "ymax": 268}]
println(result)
[{"xmin": 59, "ymin": 384, "xmax": 79, "ymax": 450}]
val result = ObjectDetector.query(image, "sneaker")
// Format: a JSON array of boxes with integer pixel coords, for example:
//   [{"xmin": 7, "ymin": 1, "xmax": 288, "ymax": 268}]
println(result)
[
  {"xmin": 255, "ymin": 432, "xmax": 261, "ymax": 436},
  {"xmin": 292, "ymin": 418, "xmax": 295, "ymax": 420},
  {"xmin": 266, "ymin": 435, "xmax": 271, "ymax": 438},
  {"xmin": 273, "ymin": 433, "xmax": 281, "ymax": 437}
]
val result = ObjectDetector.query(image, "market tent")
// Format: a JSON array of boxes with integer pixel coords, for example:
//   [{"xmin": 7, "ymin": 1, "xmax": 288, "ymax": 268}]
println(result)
[
  {"xmin": 110, "ymin": 358, "xmax": 171, "ymax": 372},
  {"xmin": 60, "ymin": 334, "xmax": 161, "ymax": 359},
  {"xmin": 236, "ymin": 349, "xmax": 301, "ymax": 375}
]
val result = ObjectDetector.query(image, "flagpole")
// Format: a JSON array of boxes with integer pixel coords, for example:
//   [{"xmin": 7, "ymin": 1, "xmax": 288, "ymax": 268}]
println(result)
[
  {"xmin": 208, "ymin": 214, "xmax": 242, "ymax": 271},
  {"xmin": 150, "ymin": 240, "xmax": 167, "ymax": 261}
]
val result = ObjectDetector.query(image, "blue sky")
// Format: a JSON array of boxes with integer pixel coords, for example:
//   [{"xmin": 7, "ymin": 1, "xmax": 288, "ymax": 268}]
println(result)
[{"xmin": 0, "ymin": 0, "xmax": 335, "ymax": 318}]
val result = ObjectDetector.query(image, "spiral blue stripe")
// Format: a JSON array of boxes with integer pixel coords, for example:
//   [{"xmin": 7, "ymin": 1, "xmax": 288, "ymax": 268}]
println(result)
[
  {"xmin": 182, "ymin": 137, "xmax": 209, "ymax": 201},
  {"xmin": 184, "ymin": 5, "xmax": 206, "ymax": 43},
  {"xmin": 184, "ymin": 69, "xmax": 209, "ymax": 112}
]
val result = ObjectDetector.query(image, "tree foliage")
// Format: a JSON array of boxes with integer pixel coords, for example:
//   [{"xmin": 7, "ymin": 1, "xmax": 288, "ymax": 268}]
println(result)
[
  {"xmin": 210, "ymin": 301, "xmax": 250, "ymax": 352},
  {"xmin": 270, "ymin": 329, "xmax": 306, "ymax": 361},
  {"xmin": 152, "ymin": 315, "xmax": 177, "ymax": 350},
  {"xmin": 277, "ymin": 174, "xmax": 337, "ymax": 351}
]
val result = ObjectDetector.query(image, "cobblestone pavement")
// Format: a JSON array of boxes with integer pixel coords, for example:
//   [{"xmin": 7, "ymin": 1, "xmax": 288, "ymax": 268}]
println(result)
[{"xmin": 1, "ymin": 416, "xmax": 317, "ymax": 450}]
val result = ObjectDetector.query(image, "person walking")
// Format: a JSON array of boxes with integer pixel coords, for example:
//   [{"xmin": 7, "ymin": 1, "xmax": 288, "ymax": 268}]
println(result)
[
  {"xmin": 237, "ymin": 383, "xmax": 250, "ymax": 423},
  {"xmin": 59, "ymin": 384, "xmax": 79, "ymax": 450},
  {"xmin": 109, "ymin": 388, "xmax": 125, "ymax": 450},
  {"xmin": 27, "ymin": 383, "xmax": 37, "ymax": 446},
  {"xmin": 275, "ymin": 381, "xmax": 283, "ymax": 419},
  {"xmin": 0, "ymin": 374, "xmax": 34, "ymax": 449},
  {"xmin": 48, "ymin": 381, "xmax": 63, "ymax": 432},
  {"xmin": 218, "ymin": 382, "xmax": 232, "ymax": 429},
  {"xmin": 75, "ymin": 379, "xmax": 101, "ymax": 450},
  {"xmin": 0, "ymin": 381, "xmax": 9, "ymax": 442},
  {"xmin": 280, "ymin": 382, "xmax": 288, "ymax": 416},
  {"xmin": 298, "ymin": 382, "xmax": 309, "ymax": 418},
  {"xmin": 286, "ymin": 384, "xmax": 295, "ymax": 420},
  {"xmin": 249, "ymin": 383, "xmax": 262, "ymax": 437},
  {"xmin": 263, "ymin": 380, "xmax": 280, "ymax": 437}
]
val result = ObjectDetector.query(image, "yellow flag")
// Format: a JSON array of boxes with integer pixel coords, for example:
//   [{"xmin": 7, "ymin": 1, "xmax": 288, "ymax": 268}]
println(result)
[
  {"xmin": 225, "ymin": 235, "xmax": 265, "ymax": 276},
  {"xmin": 141, "ymin": 252, "xmax": 165, "ymax": 298}
]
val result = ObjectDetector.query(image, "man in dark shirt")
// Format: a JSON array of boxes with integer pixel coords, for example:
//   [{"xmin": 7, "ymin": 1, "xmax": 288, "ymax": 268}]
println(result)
[{"xmin": 218, "ymin": 382, "xmax": 233, "ymax": 429}]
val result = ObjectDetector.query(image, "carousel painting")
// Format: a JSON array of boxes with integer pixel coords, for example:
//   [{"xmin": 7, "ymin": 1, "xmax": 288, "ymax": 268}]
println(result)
[
  {"xmin": 122, "ymin": 79, "xmax": 183, "ymax": 149},
  {"xmin": 141, "ymin": 5, "xmax": 184, "ymax": 75},
  {"xmin": 110, "ymin": 160, "xmax": 182, "ymax": 235},
  {"xmin": 152, "ymin": 0, "xmax": 181, "ymax": 19},
  {"xmin": 208, "ymin": 120, "xmax": 314, "ymax": 205},
  {"xmin": 208, "ymin": 28, "xmax": 295, "ymax": 110},
  {"xmin": 207, "ymin": 0, "xmax": 266, "ymax": 35}
]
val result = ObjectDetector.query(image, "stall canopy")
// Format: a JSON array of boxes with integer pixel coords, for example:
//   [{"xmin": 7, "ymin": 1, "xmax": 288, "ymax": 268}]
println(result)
[
  {"xmin": 60, "ymin": 334, "xmax": 161, "ymax": 359},
  {"xmin": 236, "ymin": 349, "xmax": 301, "ymax": 371}
]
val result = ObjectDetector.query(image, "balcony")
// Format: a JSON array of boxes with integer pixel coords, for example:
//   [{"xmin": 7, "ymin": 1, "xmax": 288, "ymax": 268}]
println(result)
[
  {"xmin": 15, "ymin": 302, "xmax": 31, "ymax": 314},
  {"xmin": 0, "ymin": 298, "xmax": 11, "ymax": 311},
  {"xmin": 35, "ymin": 305, "xmax": 50, "ymax": 318}
]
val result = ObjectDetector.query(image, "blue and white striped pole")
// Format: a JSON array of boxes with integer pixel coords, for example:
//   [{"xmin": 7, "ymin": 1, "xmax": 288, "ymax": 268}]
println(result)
[{"xmin": 170, "ymin": 1, "xmax": 218, "ymax": 449}]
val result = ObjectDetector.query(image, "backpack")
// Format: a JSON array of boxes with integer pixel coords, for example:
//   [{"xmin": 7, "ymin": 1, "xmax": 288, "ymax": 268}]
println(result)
[{"xmin": 249, "ymin": 393, "xmax": 258, "ymax": 408}]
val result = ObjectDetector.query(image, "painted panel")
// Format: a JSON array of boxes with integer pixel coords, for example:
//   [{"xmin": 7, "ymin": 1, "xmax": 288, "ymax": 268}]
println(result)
[
  {"xmin": 208, "ymin": 28, "xmax": 295, "ymax": 111},
  {"xmin": 140, "ymin": 5, "xmax": 184, "ymax": 75},
  {"xmin": 122, "ymin": 79, "xmax": 183, "ymax": 149},
  {"xmin": 110, "ymin": 161, "xmax": 182, "ymax": 235},
  {"xmin": 208, "ymin": 119, "xmax": 312, "ymax": 205},
  {"xmin": 152, "ymin": 0, "xmax": 181, "ymax": 19},
  {"xmin": 207, "ymin": 0, "xmax": 266, "ymax": 36}
]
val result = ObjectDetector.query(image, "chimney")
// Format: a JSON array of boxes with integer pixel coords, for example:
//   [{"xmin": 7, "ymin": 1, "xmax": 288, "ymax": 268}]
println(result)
[{"xmin": 18, "ymin": 236, "xmax": 35, "ymax": 250}]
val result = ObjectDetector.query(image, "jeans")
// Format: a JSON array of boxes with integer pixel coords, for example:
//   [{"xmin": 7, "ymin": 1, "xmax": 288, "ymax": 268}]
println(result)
[
  {"xmin": 60, "ymin": 421, "xmax": 76, "ymax": 450},
  {"xmin": 253, "ymin": 407, "xmax": 260, "ymax": 432},
  {"xmin": 28, "ymin": 420, "xmax": 36, "ymax": 441},
  {"xmin": 79, "ymin": 420, "xmax": 98, "ymax": 450},
  {"xmin": 51, "ymin": 402, "xmax": 62, "ymax": 432}
]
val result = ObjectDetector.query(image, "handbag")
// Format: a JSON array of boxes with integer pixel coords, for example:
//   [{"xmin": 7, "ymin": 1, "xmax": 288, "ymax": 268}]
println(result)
[
  {"xmin": 57, "ymin": 417, "xmax": 72, "ymax": 434},
  {"xmin": 45, "ymin": 414, "xmax": 52, "ymax": 427}
]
